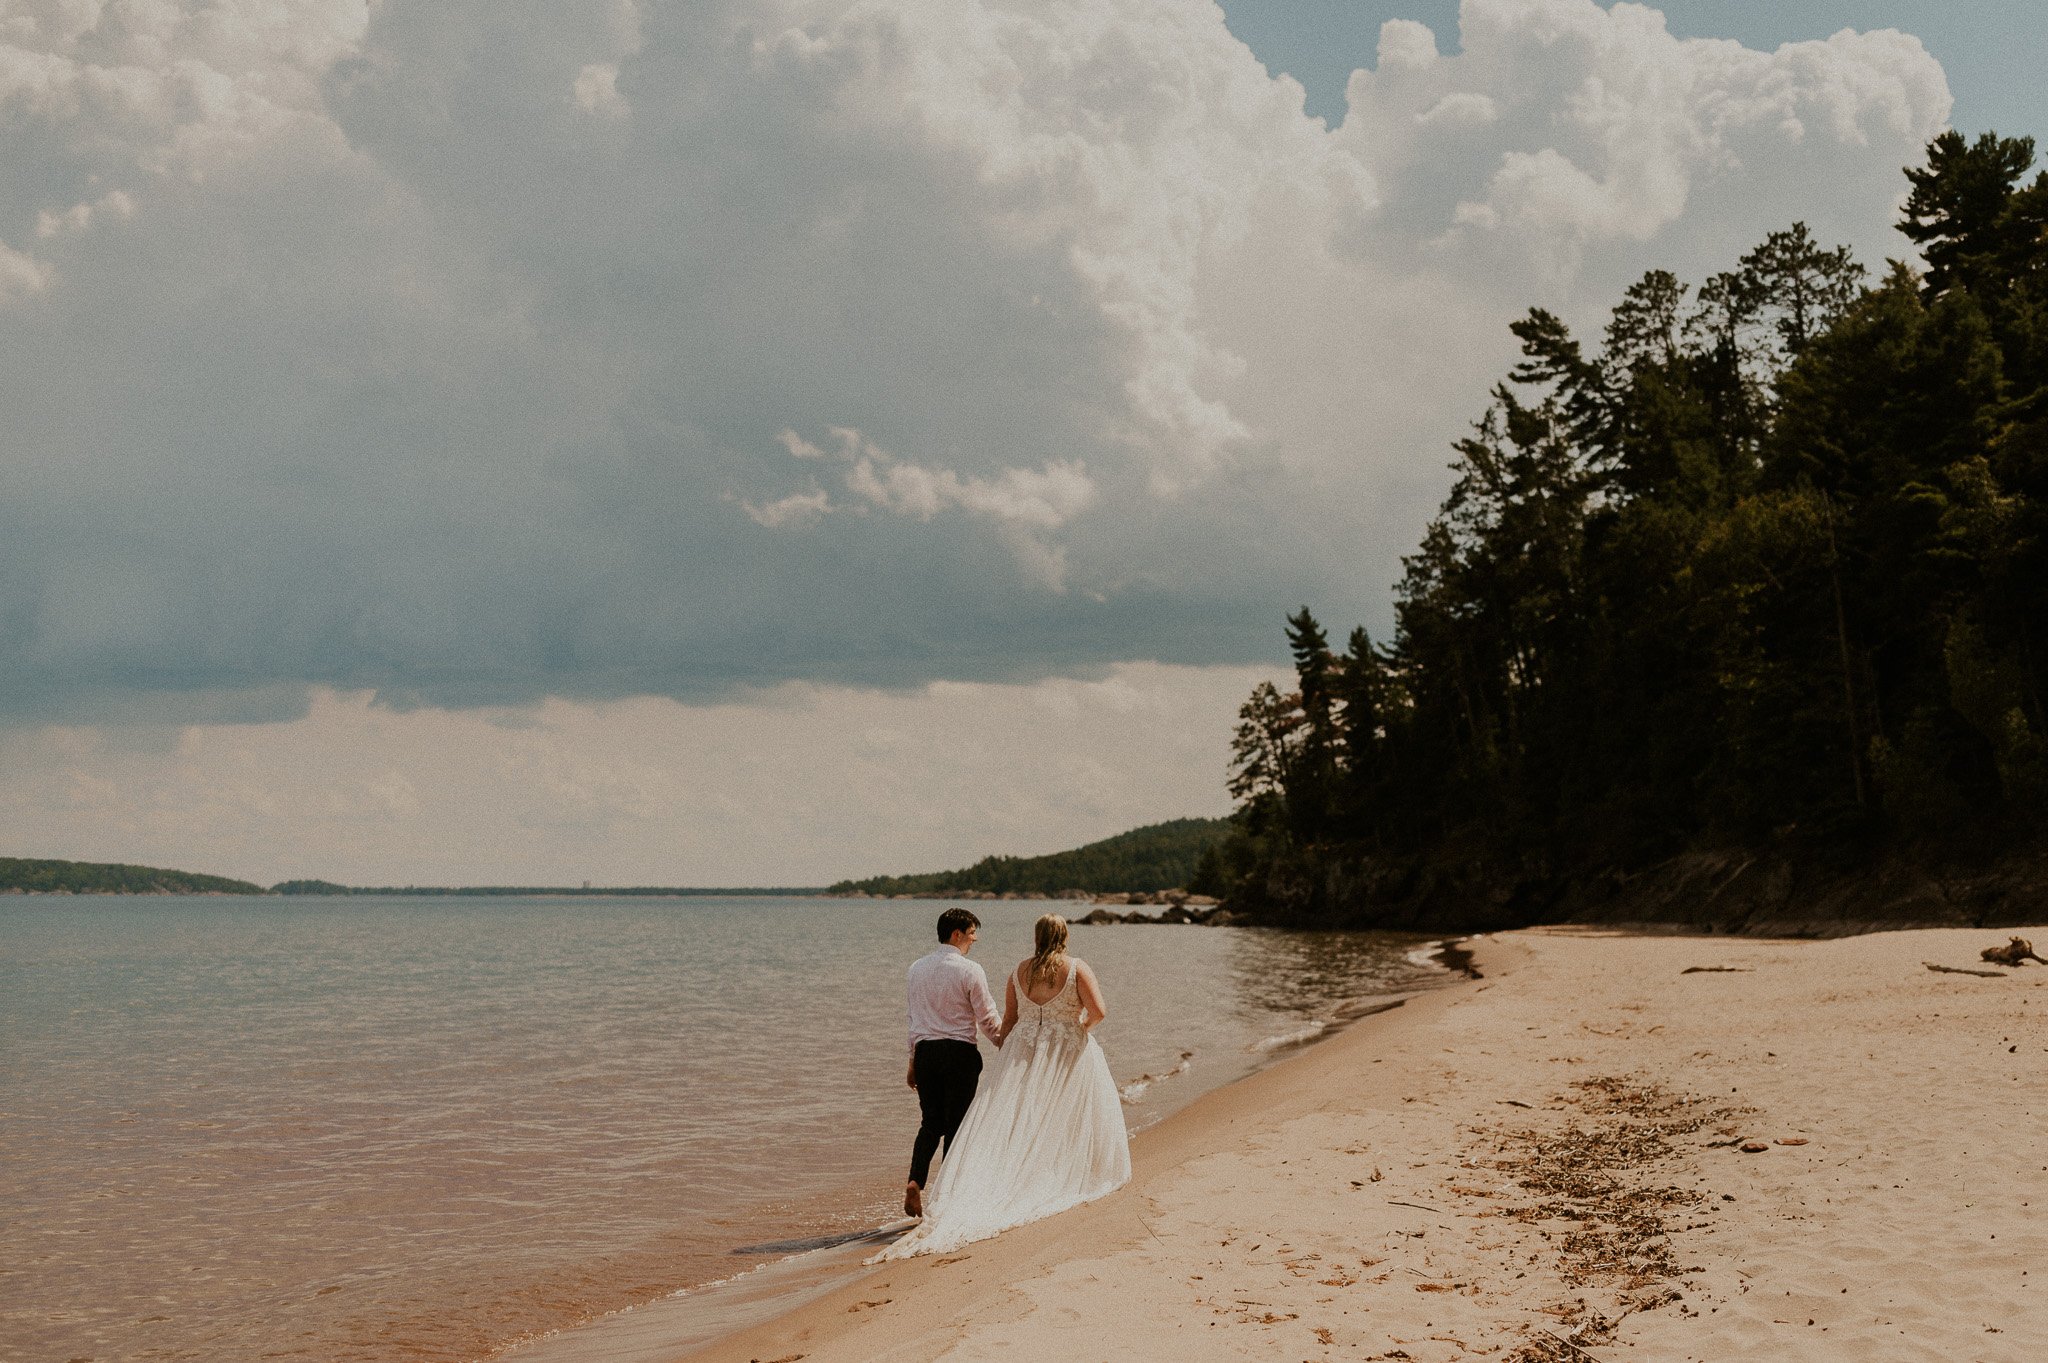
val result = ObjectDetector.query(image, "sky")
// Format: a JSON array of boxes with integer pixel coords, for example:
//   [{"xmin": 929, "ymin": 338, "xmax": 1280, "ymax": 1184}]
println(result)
[
  {"xmin": 1221, "ymin": 1, "xmax": 2045, "ymax": 135},
  {"xmin": 0, "ymin": 0, "xmax": 2035, "ymax": 887}
]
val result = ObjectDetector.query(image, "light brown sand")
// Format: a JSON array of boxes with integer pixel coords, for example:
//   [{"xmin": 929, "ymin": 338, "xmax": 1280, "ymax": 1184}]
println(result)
[{"xmin": 679, "ymin": 926, "xmax": 2048, "ymax": 1362}]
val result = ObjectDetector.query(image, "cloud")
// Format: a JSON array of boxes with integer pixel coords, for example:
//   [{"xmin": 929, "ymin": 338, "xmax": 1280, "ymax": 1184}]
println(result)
[
  {"xmin": 773, "ymin": 425, "xmax": 1095, "ymax": 533},
  {"xmin": 0, "ymin": 0, "xmax": 1950, "ymax": 725},
  {"xmin": 572, "ymin": 62, "xmax": 627, "ymax": 118},
  {"xmin": 757, "ymin": 425, "xmax": 1096, "ymax": 586},
  {"xmin": 0, "ymin": 237, "xmax": 52, "ymax": 303},
  {"xmin": 742, "ymin": 486, "xmax": 833, "ymax": 529}
]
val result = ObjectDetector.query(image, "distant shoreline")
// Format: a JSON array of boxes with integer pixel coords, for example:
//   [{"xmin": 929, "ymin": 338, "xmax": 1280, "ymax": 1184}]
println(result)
[
  {"xmin": 1, "ymin": 884, "xmax": 827, "ymax": 897},
  {"xmin": 275, "ymin": 885, "xmax": 827, "ymax": 897}
]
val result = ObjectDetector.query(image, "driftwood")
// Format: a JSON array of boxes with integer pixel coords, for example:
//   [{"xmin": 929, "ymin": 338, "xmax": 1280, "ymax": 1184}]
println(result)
[
  {"xmin": 1681, "ymin": 965, "xmax": 1752, "ymax": 974},
  {"xmin": 1924, "ymin": 961, "xmax": 2007, "ymax": 978},
  {"xmin": 1981, "ymin": 936, "xmax": 2047, "ymax": 967}
]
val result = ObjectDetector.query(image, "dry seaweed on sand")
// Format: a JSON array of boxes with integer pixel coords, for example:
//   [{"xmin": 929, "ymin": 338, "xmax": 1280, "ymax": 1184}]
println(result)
[{"xmin": 1481, "ymin": 1077, "xmax": 1740, "ymax": 1361}]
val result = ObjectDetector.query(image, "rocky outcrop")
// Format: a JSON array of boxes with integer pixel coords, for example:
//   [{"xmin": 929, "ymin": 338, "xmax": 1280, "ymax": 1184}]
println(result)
[
  {"xmin": 1074, "ymin": 903, "xmax": 1243, "ymax": 927},
  {"xmin": 1226, "ymin": 843, "xmax": 2048, "ymax": 938}
]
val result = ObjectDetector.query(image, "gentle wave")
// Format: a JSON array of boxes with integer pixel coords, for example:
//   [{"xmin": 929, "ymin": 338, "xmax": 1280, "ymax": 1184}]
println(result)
[
  {"xmin": 1118, "ymin": 1050, "xmax": 1194, "ymax": 1103},
  {"xmin": 1248, "ymin": 1019, "xmax": 1329, "ymax": 1052}
]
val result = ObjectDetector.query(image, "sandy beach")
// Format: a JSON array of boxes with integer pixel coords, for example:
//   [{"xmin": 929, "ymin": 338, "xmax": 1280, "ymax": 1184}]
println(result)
[{"xmin": 680, "ymin": 925, "xmax": 2048, "ymax": 1362}]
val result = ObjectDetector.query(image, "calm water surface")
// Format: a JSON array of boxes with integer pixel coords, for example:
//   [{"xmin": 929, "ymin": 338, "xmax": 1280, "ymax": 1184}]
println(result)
[{"xmin": 0, "ymin": 896, "xmax": 1446, "ymax": 1363}]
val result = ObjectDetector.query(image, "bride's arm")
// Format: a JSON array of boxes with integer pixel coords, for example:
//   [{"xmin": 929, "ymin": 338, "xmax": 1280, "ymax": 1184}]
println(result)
[
  {"xmin": 997, "ymin": 972, "xmax": 1019, "ymax": 1045},
  {"xmin": 1075, "ymin": 959, "xmax": 1108, "ymax": 1032}
]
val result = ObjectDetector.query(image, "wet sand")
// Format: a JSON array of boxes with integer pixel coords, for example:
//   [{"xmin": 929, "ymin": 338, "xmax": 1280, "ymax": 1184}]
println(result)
[{"xmin": 673, "ymin": 925, "xmax": 2048, "ymax": 1362}]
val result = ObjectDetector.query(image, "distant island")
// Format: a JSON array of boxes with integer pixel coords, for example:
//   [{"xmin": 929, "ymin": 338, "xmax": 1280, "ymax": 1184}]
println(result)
[
  {"xmin": 0, "ymin": 860, "xmax": 821, "ymax": 897},
  {"xmin": 828, "ymin": 816, "xmax": 1230, "ymax": 898},
  {"xmin": 0, "ymin": 857, "xmax": 267, "ymax": 895}
]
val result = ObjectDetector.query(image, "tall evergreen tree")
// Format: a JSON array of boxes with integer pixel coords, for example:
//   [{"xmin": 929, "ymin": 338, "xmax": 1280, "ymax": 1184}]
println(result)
[{"xmin": 1210, "ymin": 130, "xmax": 2048, "ymax": 922}]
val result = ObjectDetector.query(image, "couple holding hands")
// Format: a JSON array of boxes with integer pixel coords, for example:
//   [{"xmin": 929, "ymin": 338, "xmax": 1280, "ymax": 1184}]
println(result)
[{"xmin": 879, "ymin": 908, "xmax": 1130, "ymax": 1259}]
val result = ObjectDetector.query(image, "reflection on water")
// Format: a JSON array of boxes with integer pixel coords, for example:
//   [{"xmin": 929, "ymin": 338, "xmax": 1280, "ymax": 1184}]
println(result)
[
  {"xmin": 1224, "ymin": 928, "xmax": 1438, "ymax": 1019},
  {"xmin": 1, "ymin": 896, "xmax": 1445, "ymax": 1363}
]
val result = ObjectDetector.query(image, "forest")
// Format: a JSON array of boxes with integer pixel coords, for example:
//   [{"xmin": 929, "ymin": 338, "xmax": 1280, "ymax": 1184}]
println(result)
[
  {"xmin": 0, "ymin": 857, "xmax": 266, "ymax": 895},
  {"xmin": 832, "ymin": 817, "xmax": 1230, "ymax": 897},
  {"xmin": 1199, "ymin": 132, "xmax": 2048, "ymax": 927}
]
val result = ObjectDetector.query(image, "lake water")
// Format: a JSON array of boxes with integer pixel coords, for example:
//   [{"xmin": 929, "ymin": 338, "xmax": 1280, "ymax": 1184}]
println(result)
[{"xmin": 0, "ymin": 895, "xmax": 1449, "ymax": 1363}]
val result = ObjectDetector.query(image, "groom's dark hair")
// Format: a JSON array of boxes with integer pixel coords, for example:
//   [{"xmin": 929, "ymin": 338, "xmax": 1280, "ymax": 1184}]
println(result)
[{"xmin": 936, "ymin": 907, "xmax": 981, "ymax": 942}]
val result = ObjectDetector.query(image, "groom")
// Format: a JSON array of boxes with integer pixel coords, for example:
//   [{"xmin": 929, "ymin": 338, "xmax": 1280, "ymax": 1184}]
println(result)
[{"xmin": 902, "ymin": 907, "xmax": 1003, "ymax": 1218}]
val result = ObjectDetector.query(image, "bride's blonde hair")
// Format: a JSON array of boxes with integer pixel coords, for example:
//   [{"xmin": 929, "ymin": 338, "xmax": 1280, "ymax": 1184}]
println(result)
[{"xmin": 1029, "ymin": 913, "xmax": 1069, "ymax": 988}]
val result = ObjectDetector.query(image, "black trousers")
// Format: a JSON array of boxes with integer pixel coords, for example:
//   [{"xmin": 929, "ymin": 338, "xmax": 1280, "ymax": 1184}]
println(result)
[{"xmin": 908, "ymin": 1038, "xmax": 983, "ymax": 1187}]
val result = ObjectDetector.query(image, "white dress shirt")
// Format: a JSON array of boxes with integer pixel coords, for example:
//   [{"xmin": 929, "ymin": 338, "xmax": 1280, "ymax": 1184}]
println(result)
[{"xmin": 906, "ymin": 944, "xmax": 1001, "ymax": 1054}]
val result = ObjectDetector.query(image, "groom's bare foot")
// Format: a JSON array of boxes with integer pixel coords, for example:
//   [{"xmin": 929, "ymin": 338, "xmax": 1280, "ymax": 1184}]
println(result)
[{"xmin": 903, "ymin": 1182, "xmax": 923, "ymax": 1218}]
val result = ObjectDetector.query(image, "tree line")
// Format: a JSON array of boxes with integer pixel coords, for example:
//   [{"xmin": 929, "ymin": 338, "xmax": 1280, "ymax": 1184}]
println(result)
[
  {"xmin": 834, "ymin": 817, "xmax": 1231, "ymax": 897},
  {"xmin": 1199, "ymin": 131, "xmax": 2048, "ymax": 921},
  {"xmin": 0, "ymin": 857, "xmax": 266, "ymax": 895}
]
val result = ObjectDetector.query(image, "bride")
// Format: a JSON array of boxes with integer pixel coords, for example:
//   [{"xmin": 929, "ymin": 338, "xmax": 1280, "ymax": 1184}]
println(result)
[{"xmin": 875, "ymin": 913, "xmax": 1130, "ymax": 1259}]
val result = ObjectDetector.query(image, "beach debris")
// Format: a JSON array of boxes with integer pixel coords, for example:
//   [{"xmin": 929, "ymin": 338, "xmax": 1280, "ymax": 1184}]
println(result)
[
  {"xmin": 1775, "ymin": 1137, "xmax": 1808, "ymax": 1146},
  {"xmin": 1924, "ymin": 961, "xmax": 2008, "ymax": 978},
  {"xmin": 1739, "ymin": 1141, "xmax": 1770, "ymax": 1152},
  {"xmin": 1506, "ymin": 1313, "xmax": 1620, "ymax": 1362},
  {"xmin": 1535, "ymin": 1328, "xmax": 1606, "ymax": 1362},
  {"xmin": 1488, "ymin": 1075, "xmax": 1736, "ymax": 1318},
  {"xmin": 1680, "ymin": 966, "xmax": 1752, "ymax": 973},
  {"xmin": 1981, "ymin": 936, "xmax": 2047, "ymax": 967}
]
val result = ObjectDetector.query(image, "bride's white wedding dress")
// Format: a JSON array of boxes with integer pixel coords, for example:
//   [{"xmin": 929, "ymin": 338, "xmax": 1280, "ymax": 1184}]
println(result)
[{"xmin": 875, "ymin": 962, "xmax": 1130, "ymax": 1259}]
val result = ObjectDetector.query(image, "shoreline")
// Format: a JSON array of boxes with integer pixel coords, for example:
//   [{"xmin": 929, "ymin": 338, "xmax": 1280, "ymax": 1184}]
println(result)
[
  {"xmin": 497, "ymin": 937, "xmax": 1465, "ymax": 1363},
  {"xmin": 671, "ymin": 924, "xmax": 2048, "ymax": 1362}
]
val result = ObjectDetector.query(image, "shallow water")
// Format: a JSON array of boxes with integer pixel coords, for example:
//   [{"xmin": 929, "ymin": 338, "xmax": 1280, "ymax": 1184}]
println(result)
[{"xmin": 0, "ymin": 895, "xmax": 1443, "ymax": 1363}]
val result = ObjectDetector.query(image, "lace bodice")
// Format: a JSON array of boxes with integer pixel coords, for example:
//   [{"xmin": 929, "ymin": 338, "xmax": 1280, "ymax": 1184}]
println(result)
[{"xmin": 1008, "ymin": 963, "xmax": 1086, "ymax": 1053}]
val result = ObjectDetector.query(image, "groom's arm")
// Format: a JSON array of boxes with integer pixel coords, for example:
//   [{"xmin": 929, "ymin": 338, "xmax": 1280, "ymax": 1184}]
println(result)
[
  {"xmin": 969, "ymin": 966, "xmax": 1003, "ymax": 1048},
  {"xmin": 997, "ymin": 974, "xmax": 1019, "ymax": 1045},
  {"xmin": 906, "ymin": 972, "xmax": 919, "ymax": 1085}
]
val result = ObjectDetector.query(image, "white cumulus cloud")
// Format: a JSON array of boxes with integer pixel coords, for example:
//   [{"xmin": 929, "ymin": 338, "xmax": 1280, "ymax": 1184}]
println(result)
[{"xmin": 0, "ymin": 0, "xmax": 1951, "ymax": 727}]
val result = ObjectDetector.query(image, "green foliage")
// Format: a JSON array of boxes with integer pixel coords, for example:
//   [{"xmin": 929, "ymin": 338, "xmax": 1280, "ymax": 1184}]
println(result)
[
  {"xmin": 0, "ymin": 857, "xmax": 266, "ymax": 895},
  {"xmin": 1212, "ymin": 132, "xmax": 2048, "ymax": 918},
  {"xmin": 830, "ymin": 818, "xmax": 1232, "ymax": 897}
]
